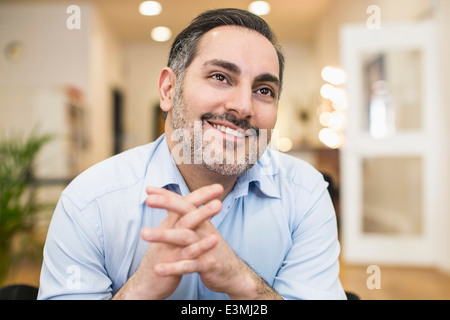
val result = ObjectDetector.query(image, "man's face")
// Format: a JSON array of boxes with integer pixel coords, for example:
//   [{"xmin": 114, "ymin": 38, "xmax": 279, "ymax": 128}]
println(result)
[{"xmin": 169, "ymin": 26, "xmax": 280, "ymax": 176}]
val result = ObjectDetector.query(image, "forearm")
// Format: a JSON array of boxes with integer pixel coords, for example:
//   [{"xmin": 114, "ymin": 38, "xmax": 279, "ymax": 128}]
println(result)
[
  {"xmin": 112, "ymin": 268, "xmax": 165, "ymax": 300},
  {"xmin": 112, "ymin": 275, "xmax": 145, "ymax": 300},
  {"xmin": 226, "ymin": 261, "xmax": 283, "ymax": 300}
]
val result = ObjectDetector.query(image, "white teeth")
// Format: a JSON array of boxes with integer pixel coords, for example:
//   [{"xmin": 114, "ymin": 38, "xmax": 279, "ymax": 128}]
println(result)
[{"xmin": 211, "ymin": 123, "xmax": 246, "ymax": 138}]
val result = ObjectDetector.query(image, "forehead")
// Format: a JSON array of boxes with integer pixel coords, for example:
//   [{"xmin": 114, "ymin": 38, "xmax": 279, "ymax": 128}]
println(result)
[{"xmin": 190, "ymin": 25, "xmax": 280, "ymax": 78}]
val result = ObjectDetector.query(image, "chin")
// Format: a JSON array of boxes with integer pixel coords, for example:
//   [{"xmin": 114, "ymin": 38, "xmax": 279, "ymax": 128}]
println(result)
[{"xmin": 202, "ymin": 162, "xmax": 254, "ymax": 176}]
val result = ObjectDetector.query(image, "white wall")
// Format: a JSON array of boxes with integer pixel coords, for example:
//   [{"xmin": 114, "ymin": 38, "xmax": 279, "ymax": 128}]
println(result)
[
  {"xmin": 0, "ymin": 1, "xmax": 124, "ymax": 171},
  {"xmin": 122, "ymin": 42, "xmax": 170, "ymax": 149},
  {"xmin": 0, "ymin": 2, "xmax": 91, "ymax": 137},
  {"xmin": 0, "ymin": 3, "xmax": 91, "ymax": 90},
  {"xmin": 0, "ymin": 2, "xmax": 92, "ymax": 179},
  {"xmin": 0, "ymin": 2, "xmax": 124, "ymax": 235},
  {"xmin": 88, "ymin": 7, "xmax": 124, "ymax": 165}
]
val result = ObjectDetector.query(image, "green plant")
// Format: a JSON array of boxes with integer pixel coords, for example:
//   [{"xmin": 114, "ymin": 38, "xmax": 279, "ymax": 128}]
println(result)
[{"xmin": 0, "ymin": 131, "xmax": 53, "ymax": 285}]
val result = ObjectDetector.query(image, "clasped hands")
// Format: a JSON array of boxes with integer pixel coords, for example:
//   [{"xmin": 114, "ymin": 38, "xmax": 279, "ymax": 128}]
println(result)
[{"xmin": 134, "ymin": 183, "xmax": 257, "ymax": 300}]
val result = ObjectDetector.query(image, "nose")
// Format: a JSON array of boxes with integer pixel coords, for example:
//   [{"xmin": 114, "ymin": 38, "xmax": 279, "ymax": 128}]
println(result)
[{"xmin": 224, "ymin": 84, "xmax": 254, "ymax": 119}]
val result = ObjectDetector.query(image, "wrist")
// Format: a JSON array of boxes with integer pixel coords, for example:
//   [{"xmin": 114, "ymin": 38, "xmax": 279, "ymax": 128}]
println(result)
[
  {"xmin": 227, "ymin": 264, "xmax": 281, "ymax": 300},
  {"xmin": 227, "ymin": 271, "xmax": 259, "ymax": 300},
  {"xmin": 113, "ymin": 266, "xmax": 167, "ymax": 300},
  {"xmin": 113, "ymin": 273, "xmax": 156, "ymax": 300}
]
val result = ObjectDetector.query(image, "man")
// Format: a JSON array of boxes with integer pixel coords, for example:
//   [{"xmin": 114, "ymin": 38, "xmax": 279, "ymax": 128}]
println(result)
[{"xmin": 38, "ymin": 8, "xmax": 346, "ymax": 300}]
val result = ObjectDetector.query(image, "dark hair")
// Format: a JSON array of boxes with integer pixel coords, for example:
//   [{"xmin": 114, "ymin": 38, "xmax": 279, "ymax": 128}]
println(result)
[{"xmin": 168, "ymin": 8, "xmax": 284, "ymax": 86}]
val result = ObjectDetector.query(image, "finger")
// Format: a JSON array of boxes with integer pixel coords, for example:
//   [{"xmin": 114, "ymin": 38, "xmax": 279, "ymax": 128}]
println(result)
[
  {"xmin": 178, "ymin": 235, "xmax": 218, "ymax": 260},
  {"xmin": 146, "ymin": 192, "xmax": 193, "ymax": 216},
  {"xmin": 141, "ymin": 228, "xmax": 199, "ymax": 246},
  {"xmin": 145, "ymin": 184, "xmax": 224, "ymax": 216},
  {"xmin": 175, "ymin": 199, "xmax": 222, "ymax": 230},
  {"xmin": 154, "ymin": 260, "xmax": 202, "ymax": 277},
  {"xmin": 184, "ymin": 184, "xmax": 224, "ymax": 207},
  {"xmin": 146, "ymin": 184, "xmax": 223, "ymax": 207},
  {"xmin": 146, "ymin": 186, "xmax": 183, "ymax": 197}
]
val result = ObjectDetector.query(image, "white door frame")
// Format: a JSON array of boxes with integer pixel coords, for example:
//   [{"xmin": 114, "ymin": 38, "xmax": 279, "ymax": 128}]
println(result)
[{"xmin": 339, "ymin": 22, "xmax": 442, "ymax": 266}]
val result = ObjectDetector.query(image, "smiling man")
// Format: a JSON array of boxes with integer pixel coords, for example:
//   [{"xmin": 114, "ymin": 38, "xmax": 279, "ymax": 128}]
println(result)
[{"xmin": 38, "ymin": 8, "xmax": 346, "ymax": 300}]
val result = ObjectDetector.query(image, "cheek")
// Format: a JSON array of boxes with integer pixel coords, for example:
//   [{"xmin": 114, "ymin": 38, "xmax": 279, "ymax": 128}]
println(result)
[
  {"xmin": 182, "ymin": 81, "xmax": 225, "ymax": 116},
  {"xmin": 253, "ymin": 108, "xmax": 277, "ymax": 144},
  {"xmin": 254, "ymin": 107, "xmax": 277, "ymax": 131}
]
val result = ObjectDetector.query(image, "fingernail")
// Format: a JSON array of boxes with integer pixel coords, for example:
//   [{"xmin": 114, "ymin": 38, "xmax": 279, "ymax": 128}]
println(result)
[
  {"xmin": 146, "ymin": 194, "xmax": 159, "ymax": 205},
  {"xmin": 142, "ymin": 229, "xmax": 153, "ymax": 239},
  {"xmin": 155, "ymin": 265, "xmax": 166, "ymax": 275},
  {"xmin": 146, "ymin": 186, "xmax": 158, "ymax": 194}
]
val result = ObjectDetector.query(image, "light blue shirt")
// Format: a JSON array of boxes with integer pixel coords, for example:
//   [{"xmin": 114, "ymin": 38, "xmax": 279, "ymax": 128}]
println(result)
[{"xmin": 38, "ymin": 135, "xmax": 346, "ymax": 300}]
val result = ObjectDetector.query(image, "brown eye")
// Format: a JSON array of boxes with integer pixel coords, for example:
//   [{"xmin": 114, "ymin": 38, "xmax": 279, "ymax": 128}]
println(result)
[
  {"xmin": 257, "ymin": 87, "xmax": 274, "ymax": 97},
  {"xmin": 211, "ymin": 74, "xmax": 226, "ymax": 82}
]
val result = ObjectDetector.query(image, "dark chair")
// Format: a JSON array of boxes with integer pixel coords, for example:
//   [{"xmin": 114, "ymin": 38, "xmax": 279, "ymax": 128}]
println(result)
[
  {"xmin": 0, "ymin": 284, "xmax": 39, "ymax": 300},
  {"xmin": 345, "ymin": 291, "xmax": 360, "ymax": 300}
]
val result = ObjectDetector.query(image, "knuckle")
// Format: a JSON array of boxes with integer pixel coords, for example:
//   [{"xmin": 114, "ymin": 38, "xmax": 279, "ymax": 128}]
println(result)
[
  {"xmin": 179, "ymin": 230, "xmax": 197, "ymax": 245},
  {"xmin": 203, "ymin": 255, "xmax": 217, "ymax": 269},
  {"xmin": 182, "ymin": 245, "xmax": 197, "ymax": 259},
  {"xmin": 175, "ymin": 217, "xmax": 188, "ymax": 229},
  {"xmin": 207, "ymin": 199, "xmax": 221, "ymax": 211}
]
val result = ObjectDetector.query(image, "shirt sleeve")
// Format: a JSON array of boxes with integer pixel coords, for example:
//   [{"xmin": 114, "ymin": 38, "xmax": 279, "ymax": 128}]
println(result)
[
  {"xmin": 37, "ymin": 195, "xmax": 113, "ymax": 300},
  {"xmin": 273, "ymin": 180, "xmax": 347, "ymax": 300}
]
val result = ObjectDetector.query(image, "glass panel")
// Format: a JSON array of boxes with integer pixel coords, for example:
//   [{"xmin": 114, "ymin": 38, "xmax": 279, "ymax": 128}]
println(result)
[
  {"xmin": 362, "ymin": 157, "xmax": 422, "ymax": 235},
  {"xmin": 362, "ymin": 51, "xmax": 422, "ymax": 138}
]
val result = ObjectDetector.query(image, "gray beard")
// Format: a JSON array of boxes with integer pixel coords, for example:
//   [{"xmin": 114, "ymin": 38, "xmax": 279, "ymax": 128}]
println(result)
[{"xmin": 170, "ymin": 87, "xmax": 260, "ymax": 176}]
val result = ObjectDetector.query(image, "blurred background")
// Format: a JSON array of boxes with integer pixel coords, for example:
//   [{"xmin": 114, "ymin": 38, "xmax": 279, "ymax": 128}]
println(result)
[{"xmin": 0, "ymin": 0, "xmax": 449, "ymax": 299}]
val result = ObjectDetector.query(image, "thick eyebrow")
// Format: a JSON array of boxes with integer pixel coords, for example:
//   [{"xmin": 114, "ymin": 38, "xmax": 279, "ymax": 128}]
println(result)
[
  {"xmin": 203, "ymin": 58, "xmax": 280, "ymax": 89},
  {"xmin": 203, "ymin": 59, "xmax": 241, "ymax": 75},
  {"xmin": 255, "ymin": 73, "xmax": 280, "ymax": 88}
]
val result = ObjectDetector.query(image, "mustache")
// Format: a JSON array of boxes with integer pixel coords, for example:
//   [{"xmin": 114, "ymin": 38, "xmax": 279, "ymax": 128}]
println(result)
[{"xmin": 201, "ymin": 112, "xmax": 260, "ymax": 136}]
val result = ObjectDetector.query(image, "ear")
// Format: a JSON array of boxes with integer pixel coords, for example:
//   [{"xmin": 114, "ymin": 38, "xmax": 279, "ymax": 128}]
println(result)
[{"xmin": 158, "ymin": 67, "xmax": 177, "ymax": 112}]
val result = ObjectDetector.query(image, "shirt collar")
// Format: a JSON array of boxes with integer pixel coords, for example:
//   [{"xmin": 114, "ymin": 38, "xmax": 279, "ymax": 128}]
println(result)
[
  {"xmin": 140, "ymin": 135, "xmax": 189, "ymax": 204},
  {"xmin": 140, "ymin": 135, "xmax": 281, "ymax": 204},
  {"xmin": 238, "ymin": 148, "xmax": 281, "ymax": 199}
]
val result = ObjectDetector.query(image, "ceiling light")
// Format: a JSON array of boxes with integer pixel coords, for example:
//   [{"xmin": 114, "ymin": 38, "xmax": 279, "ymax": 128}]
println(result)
[
  {"xmin": 151, "ymin": 26, "xmax": 172, "ymax": 42},
  {"xmin": 248, "ymin": 1, "xmax": 271, "ymax": 16},
  {"xmin": 139, "ymin": 1, "xmax": 162, "ymax": 16}
]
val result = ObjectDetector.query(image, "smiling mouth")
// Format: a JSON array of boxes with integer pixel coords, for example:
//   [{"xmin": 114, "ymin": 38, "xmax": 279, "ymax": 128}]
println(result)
[
  {"xmin": 201, "ymin": 113, "xmax": 259, "ymax": 138},
  {"xmin": 208, "ymin": 121, "xmax": 247, "ymax": 138}
]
